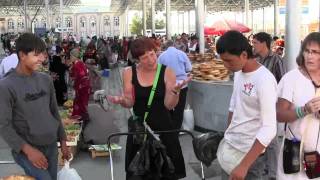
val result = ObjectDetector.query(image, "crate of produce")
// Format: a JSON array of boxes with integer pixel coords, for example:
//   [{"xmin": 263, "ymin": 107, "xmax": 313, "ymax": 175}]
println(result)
[{"xmin": 88, "ymin": 144, "xmax": 122, "ymax": 159}]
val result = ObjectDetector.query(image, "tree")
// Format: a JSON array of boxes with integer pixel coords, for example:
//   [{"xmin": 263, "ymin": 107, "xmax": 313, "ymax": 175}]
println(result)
[
  {"xmin": 130, "ymin": 13, "xmax": 166, "ymax": 35},
  {"xmin": 130, "ymin": 14, "xmax": 143, "ymax": 35}
]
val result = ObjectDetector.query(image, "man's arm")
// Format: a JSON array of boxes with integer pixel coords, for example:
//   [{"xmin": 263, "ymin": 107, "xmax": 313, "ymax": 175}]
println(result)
[
  {"xmin": 48, "ymin": 77, "xmax": 66, "ymax": 141},
  {"xmin": 0, "ymin": 83, "xmax": 27, "ymax": 153},
  {"xmin": 230, "ymin": 140, "xmax": 266, "ymax": 179},
  {"xmin": 227, "ymin": 76, "xmax": 236, "ymax": 127},
  {"xmin": 48, "ymin": 77, "xmax": 70, "ymax": 160},
  {"xmin": 227, "ymin": 111, "xmax": 233, "ymax": 127},
  {"xmin": 182, "ymin": 53, "xmax": 192, "ymax": 72}
]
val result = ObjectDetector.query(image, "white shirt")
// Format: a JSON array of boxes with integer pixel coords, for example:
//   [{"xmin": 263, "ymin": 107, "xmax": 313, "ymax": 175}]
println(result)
[
  {"xmin": 0, "ymin": 53, "xmax": 18, "ymax": 78},
  {"xmin": 278, "ymin": 69, "xmax": 320, "ymax": 151},
  {"xmin": 277, "ymin": 69, "xmax": 319, "ymax": 180},
  {"xmin": 225, "ymin": 66, "xmax": 277, "ymax": 153}
]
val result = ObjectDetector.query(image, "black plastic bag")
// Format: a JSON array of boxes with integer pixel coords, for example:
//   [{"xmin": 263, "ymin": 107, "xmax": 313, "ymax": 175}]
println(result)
[
  {"xmin": 128, "ymin": 136, "xmax": 175, "ymax": 178},
  {"xmin": 192, "ymin": 131, "xmax": 224, "ymax": 167},
  {"xmin": 128, "ymin": 140, "xmax": 150, "ymax": 176},
  {"xmin": 128, "ymin": 116, "xmax": 145, "ymax": 145}
]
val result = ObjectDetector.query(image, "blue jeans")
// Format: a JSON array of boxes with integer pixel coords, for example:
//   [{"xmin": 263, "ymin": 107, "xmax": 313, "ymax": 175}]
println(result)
[{"xmin": 12, "ymin": 142, "xmax": 58, "ymax": 180}]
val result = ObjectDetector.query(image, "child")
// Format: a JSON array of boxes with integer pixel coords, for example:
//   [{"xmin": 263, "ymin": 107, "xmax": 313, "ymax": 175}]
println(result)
[{"xmin": 0, "ymin": 33, "xmax": 70, "ymax": 180}]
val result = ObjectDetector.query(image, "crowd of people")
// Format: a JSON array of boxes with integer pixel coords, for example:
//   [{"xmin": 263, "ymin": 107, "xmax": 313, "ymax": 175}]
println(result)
[{"xmin": 0, "ymin": 29, "xmax": 319, "ymax": 180}]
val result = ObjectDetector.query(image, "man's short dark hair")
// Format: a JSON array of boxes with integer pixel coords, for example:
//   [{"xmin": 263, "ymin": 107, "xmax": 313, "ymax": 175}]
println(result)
[
  {"xmin": 253, "ymin": 32, "xmax": 272, "ymax": 49},
  {"xmin": 273, "ymin": 36, "xmax": 279, "ymax": 41},
  {"xmin": 216, "ymin": 30, "xmax": 254, "ymax": 58},
  {"xmin": 165, "ymin": 40, "xmax": 174, "ymax": 48},
  {"xmin": 15, "ymin": 33, "xmax": 46, "ymax": 60}
]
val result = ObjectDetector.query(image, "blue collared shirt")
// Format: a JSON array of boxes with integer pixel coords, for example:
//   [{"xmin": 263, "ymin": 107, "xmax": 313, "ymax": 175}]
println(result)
[{"xmin": 158, "ymin": 47, "xmax": 192, "ymax": 87}]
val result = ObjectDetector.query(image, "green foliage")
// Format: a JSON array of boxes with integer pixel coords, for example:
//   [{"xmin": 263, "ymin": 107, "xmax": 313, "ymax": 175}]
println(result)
[
  {"xmin": 130, "ymin": 12, "xmax": 166, "ymax": 35},
  {"xmin": 155, "ymin": 19, "xmax": 165, "ymax": 29},
  {"xmin": 130, "ymin": 14, "xmax": 143, "ymax": 35}
]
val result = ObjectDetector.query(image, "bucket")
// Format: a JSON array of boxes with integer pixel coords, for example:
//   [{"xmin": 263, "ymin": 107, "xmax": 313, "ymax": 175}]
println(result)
[{"xmin": 102, "ymin": 69, "xmax": 110, "ymax": 77}]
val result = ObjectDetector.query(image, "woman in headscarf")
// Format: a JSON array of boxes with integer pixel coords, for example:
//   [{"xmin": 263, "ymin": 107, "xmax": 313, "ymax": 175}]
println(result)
[{"xmin": 69, "ymin": 48, "xmax": 91, "ymax": 122}]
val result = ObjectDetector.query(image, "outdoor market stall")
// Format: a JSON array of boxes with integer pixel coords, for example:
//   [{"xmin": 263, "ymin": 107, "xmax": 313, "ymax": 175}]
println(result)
[{"xmin": 188, "ymin": 53, "xmax": 233, "ymax": 132}]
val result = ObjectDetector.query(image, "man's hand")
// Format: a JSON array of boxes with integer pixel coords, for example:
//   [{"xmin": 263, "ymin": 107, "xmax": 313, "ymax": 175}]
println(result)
[
  {"xmin": 229, "ymin": 164, "xmax": 248, "ymax": 180},
  {"xmin": 60, "ymin": 141, "xmax": 71, "ymax": 161},
  {"xmin": 22, "ymin": 144, "xmax": 48, "ymax": 169}
]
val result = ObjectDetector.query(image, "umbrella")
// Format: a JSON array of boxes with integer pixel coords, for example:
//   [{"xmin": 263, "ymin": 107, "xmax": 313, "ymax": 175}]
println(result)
[
  {"xmin": 205, "ymin": 19, "xmax": 251, "ymax": 35},
  {"xmin": 204, "ymin": 27, "xmax": 216, "ymax": 35}
]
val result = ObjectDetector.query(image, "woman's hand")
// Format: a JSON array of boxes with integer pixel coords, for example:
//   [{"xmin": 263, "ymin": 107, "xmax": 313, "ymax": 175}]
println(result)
[
  {"xmin": 107, "ymin": 95, "xmax": 126, "ymax": 105},
  {"xmin": 172, "ymin": 75, "xmax": 193, "ymax": 93},
  {"xmin": 304, "ymin": 97, "xmax": 320, "ymax": 114}
]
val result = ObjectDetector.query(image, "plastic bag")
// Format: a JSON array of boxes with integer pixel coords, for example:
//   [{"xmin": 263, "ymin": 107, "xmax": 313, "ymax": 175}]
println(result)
[
  {"xmin": 182, "ymin": 104, "xmax": 194, "ymax": 131},
  {"xmin": 57, "ymin": 161, "xmax": 82, "ymax": 180}
]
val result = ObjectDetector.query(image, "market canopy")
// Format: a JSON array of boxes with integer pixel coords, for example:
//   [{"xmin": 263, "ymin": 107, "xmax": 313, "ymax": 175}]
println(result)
[{"xmin": 0, "ymin": 0, "xmax": 276, "ymax": 16}]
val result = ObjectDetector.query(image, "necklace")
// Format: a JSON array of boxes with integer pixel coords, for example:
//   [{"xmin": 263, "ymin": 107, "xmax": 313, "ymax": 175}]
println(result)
[{"xmin": 304, "ymin": 68, "xmax": 320, "ymax": 88}]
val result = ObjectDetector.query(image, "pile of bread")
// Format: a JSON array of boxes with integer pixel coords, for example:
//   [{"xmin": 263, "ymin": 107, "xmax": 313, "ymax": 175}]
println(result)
[
  {"xmin": 191, "ymin": 61, "xmax": 230, "ymax": 81},
  {"xmin": 1, "ymin": 175, "xmax": 35, "ymax": 180},
  {"xmin": 188, "ymin": 53, "xmax": 214, "ymax": 62}
]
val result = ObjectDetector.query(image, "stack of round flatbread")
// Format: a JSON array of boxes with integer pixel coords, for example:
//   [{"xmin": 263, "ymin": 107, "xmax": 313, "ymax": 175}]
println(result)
[
  {"xmin": 188, "ymin": 53, "xmax": 215, "ymax": 63},
  {"xmin": 191, "ymin": 60, "xmax": 230, "ymax": 81},
  {"xmin": 1, "ymin": 175, "xmax": 35, "ymax": 180}
]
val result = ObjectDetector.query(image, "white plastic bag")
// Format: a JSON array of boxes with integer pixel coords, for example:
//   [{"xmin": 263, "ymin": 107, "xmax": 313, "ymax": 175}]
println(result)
[
  {"xmin": 182, "ymin": 104, "xmax": 194, "ymax": 131},
  {"xmin": 57, "ymin": 161, "xmax": 82, "ymax": 180}
]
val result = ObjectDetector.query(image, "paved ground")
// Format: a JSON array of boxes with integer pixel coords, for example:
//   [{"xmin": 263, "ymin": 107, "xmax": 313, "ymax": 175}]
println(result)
[{"xmin": 0, "ymin": 61, "xmax": 223, "ymax": 180}]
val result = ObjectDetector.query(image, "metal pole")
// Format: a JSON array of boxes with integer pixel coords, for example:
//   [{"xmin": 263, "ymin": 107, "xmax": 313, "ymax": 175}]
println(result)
[
  {"xmin": 274, "ymin": 0, "xmax": 278, "ymax": 36},
  {"xmin": 151, "ymin": 0, "xmax": 155, "ymax": 35},
  {"xmin": 119, "ymin": 15, "xmax": 122, "ymax": 37},
  {"xmin": 166, "ymin": 0, "xmax": 171, "ymax": 40},
  {"xmin": 24, "ymin": 0, "xmax": 28, "ymax": 32},
  {"xmin": 142, "ymin": 0, "xmax": 147, "ymax": 36},
  {"xmin": 126, "ymin": 7, "xmax": 129, "ymax": 36},
  {"xmin": 251, "ymin": 9, "xmax": 254, "ymax": 32},
  {"xmin": 263, "ymin": 8, "xmax": 265, "ymax": 31},
  {"xmin": 45, "ymin": 0, "xmax": 50, "ymax": 29},
  {"xmin": 196, "ymin": 0, "xmax": 205, "ymax": 54},
  {"xmin": 284, "ymin": 0, "xmax": 300, "ymax": 71},
  {"xmin": 177, "ymin": 12, "xmax": 180, "ymax": 34},
  {"xmin": 98, "ymin": 13, "xmax": 101, "ymax": 37},
  {"xmin": 195, "ymin": 3, "xmax": 199, "ymax": 36},
  {"xmin": 182, "ymin": 11, "xmax": 185, "ymax": 33},
  {"xmin": 188, "ymin": 10, "xmax": 190, "ymax": 34},
  {"xmin": 60, "ymin": 0, "xmax": 64, "ymax": 37},
  {"xmin": 245, "ymin": 0, "xmax": 249, "ymax": 26}
]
